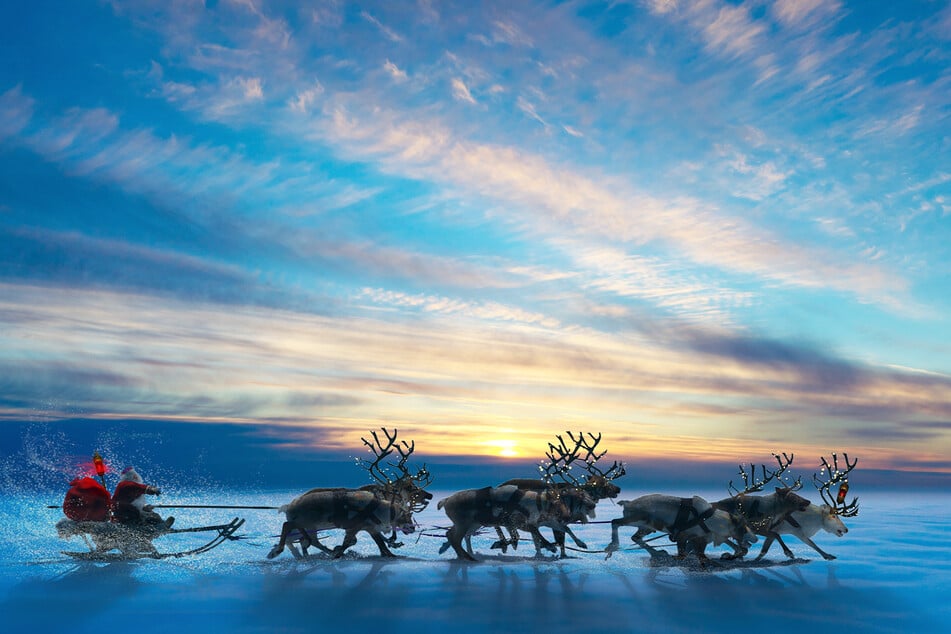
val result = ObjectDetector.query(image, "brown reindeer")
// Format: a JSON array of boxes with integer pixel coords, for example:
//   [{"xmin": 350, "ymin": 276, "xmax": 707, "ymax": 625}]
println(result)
[
  {"xmin": 269, "ymin": 428, "xmax": 432, "ymax": 559},
  {"xmin": 493, "ymin": 431, "xmax": 624, "ymax": 556},
  {"xmin": 437, "ymin": 483, "xmax": 577, "ymax": 561},
  {"xmin": 712, "ymin": 452, "xmax": 811, "ymax": 559},
  {"xmin": 604, "ymin": 493, "xmax": 757, "ymax": 562}
]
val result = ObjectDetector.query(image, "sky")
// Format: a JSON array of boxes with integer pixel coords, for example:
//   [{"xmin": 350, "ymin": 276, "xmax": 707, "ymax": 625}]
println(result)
[{"xmin": 1, "ymin": 0, "xmax": 950, "ymax": 479}]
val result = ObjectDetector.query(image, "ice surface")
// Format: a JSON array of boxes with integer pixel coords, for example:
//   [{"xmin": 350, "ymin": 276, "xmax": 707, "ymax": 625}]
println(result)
[{"xmin": 2, "ymin": 489, "xmax": 949, "ymax": 633}]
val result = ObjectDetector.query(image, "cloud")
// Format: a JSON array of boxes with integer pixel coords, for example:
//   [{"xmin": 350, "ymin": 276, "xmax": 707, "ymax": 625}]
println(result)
[
  {"xmin": 703, "ymin": 2, "xmax": 766, "ymax": 60},
  {"xmin": 384, "ymin": 59, "xmax": 408, "ymax": 81},
  {"xmin": 359, "ymin": 288, "xmax": 561, "ymax": 328},
  {"xmin": 857, "ymin": 104, "xmax": 925, "ymax": 138},
  {"xmin": 289, "ymin": 81, "xmax": 324, "ymax": 113},
  {"xmin": 490, "ymin": 20, "xmax": 533, "ymax": 47},
  {"xmin": 516, "ymin": 97, "xmax": 546, "ymax": 126},
  {"xmin": 315, "ymin": 103, "xmax": 907, "ymax": 308},
  {"xmin": 451, "ymin": 78, "xmax": 476, "ymax": 104},
  {"xmin": 238, "ymin": 76, "xmax": 264, "ymax": 99},
  {"xmin": 773, "ymin": 0, "xmax": 842, "ymax": 29},
  {"xmin": 3, "ymin": 282, "xmax": 950, "ymax": 466},
  {"xmin": 0, "ymin": 85, "xmax": 34, "ymax": 139},
  {"xmin": 361, "ymin": 10, "xmax": 403, "ymax": 42}
]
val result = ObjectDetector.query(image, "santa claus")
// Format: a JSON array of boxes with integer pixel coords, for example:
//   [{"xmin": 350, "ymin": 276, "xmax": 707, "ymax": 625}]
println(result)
[{"xmin": 112, "ymin": 466, "xmax": 173, "ymax": 528}]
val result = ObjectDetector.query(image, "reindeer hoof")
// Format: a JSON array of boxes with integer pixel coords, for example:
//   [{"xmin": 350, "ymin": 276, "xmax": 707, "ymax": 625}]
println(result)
[
  {"xmin": 823, "ymin": 554, "xmax": 836, "ymax": 560},
  {"xmin": 266, "ymin": 546, "xmax": 282, "ymax": 559}
]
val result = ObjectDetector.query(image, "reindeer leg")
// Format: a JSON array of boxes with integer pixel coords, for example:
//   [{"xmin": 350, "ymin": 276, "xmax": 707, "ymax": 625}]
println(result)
[
  {"xmin": 563, "ymin": 526, "xmax": 586, "ymax": 550},
  {"xmin": 490, "ymin": 525, "xmax": 509, "ymax": 552},
  {"xmin": 267, "ymin": 520, "xmax": 293, "ymax": 559},
  {"xmin": 694, "ymin": 538, "xmax": 710, "ymax": 568},
  {"xmin": 754, "ymin": 534, "xmax": 775, "ymax": 560},
  {"xmin": 719, "ymin": 539, "xmax": 747, "ymax": 560},
  {"xmin": 773, "ymin": 533, "xmax": 796, "ymax": 559},
  {"xmin": 633, "ymin": 526, "xmax": 660, "ymax": 555},
  {"xmin": 369, "ymin": 530, "xmax": 397, "ymax": 557},
  {"xmin": 507, "ymin": 527, "xmax": 520, "ymax": 551},
  {"xmin": 801, "ymin": 537, "xmax": 836, "ymax": 560},
  {"xmin": 447, "ymin": 524, "xmax": 477, "ymax": 562},
  {"xmin": 605, "ymin": 518, "xmax": 625, "ymax": 558},
  {"xmin": 332, "ymin": 530, "xmax": 359, "ymax": 558}
]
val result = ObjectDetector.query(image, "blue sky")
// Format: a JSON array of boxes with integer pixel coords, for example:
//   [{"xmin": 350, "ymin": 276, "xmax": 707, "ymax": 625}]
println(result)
[{"xmin": 1, "ymin": 0, "xmax": 949, "ymax": 474}]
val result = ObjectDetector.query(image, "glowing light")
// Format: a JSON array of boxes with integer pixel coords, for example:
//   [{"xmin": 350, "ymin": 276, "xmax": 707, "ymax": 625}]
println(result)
[{"xmin": 486, "ymin": 439, "xmax": 520, "ymax": 458}]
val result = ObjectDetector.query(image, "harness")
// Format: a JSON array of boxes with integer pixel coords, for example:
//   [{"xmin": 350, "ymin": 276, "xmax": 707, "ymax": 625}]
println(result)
[
  {"xmin": 672, "ymin": 498, "xmax": 714, "ymax": 535},
  {"xmin": 331, "ymin": 491, "xmax": 384, "ymax": 527}
]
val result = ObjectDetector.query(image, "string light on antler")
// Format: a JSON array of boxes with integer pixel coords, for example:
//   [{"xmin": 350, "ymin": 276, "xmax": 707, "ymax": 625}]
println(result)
[{"xmin": 813, "ymin": 452, "xmax": 859, "ymax": 517}]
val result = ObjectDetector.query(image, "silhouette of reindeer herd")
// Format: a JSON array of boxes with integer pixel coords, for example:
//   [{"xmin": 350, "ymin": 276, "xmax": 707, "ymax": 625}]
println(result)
[
  {"xmin": 264, "ymin": 428, "xmax": 858, "ymax": 565},
  {"xmin": 57, "ymin": 428, "xmax": 859, "ymax": 565}
]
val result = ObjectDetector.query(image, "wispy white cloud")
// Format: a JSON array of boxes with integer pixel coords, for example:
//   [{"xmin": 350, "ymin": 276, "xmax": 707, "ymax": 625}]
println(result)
[
  {"xmin": 491, "ymin": 20, "xmax": 533, "ymax": 47},
  {"xmin": 361, "ymin": 10, "xmax": 403, "ymax": 42},
  {"xmin": 0, "ymin": 85, "xmax": 34, "ymax": 139},
  {"xmin": 703, "ymin": 2, "xmax": 766, "ymax": 61},
  {"xmin": 288, "ymin": 81, "xmax": 324, "ymax": 113},
  {"xmin": 556, "ymin": 240, "xmax": 754, "ymax": 323},
  {"xmin": 450, "ymin": 78, "xmax": 476, "ymax": 104},
  {"xmin": 359, "ymin": 288, "xmax": 561, "ymax": 328},
  {"xmin": 516, "ymin": 97, "xmax": 546, "ymax": 127},
  {"xmin": 773, "ymin": 0, "xmax": 842, "ymax": 29},
  {"xmin": 857, "ymin": 104, "xmax": 925, "ymax": 138},
  {"xmin": 315, "ymin": 102, "xmax": 907, "ymax": 308},
  {"xmin": 562, "ymin": 125, "xmax": 583, "ymax": 138},
  {"xmin": 384, "ymin": 59, "xmax": 408, "ymax": 81}
]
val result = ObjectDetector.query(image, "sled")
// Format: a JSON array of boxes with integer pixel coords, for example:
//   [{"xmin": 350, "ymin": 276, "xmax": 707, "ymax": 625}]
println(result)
[{"xmin": 57, "ymin": 517, "xmax": 245, "ymax": 561}]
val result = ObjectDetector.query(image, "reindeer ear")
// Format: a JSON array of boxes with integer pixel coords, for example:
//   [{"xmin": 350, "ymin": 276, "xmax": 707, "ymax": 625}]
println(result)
[{"xmin": 775, "ymin": 486, "xmax": 784, "ymax": 494}]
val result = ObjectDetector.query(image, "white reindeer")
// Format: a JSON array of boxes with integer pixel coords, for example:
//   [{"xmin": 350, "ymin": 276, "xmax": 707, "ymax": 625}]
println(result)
[
  {"xmin": 755, "ymin": 502, "xmax": 849, "ymax": 560},
  {"xmin": 756, "ymin": 452, "xmax": 859, "ymax": 560}
]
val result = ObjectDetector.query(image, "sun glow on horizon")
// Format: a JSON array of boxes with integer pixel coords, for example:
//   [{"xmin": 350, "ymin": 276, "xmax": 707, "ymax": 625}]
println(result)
[{"xmin": 486, "ymin": 439, "xmax": 520, "ymax": 458}]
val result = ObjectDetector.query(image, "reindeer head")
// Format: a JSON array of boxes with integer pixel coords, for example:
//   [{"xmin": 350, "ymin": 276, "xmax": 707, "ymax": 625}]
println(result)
[{"xmin": 359, "ymin": 427, "xmax": 433, "ymax": 512}]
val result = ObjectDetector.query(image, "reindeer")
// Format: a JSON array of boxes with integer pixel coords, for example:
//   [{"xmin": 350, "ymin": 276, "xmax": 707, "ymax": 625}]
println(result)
[
  {"xmin": 712, "ymin": 452, "xmax": 811, "ymax": 559},
  {"xmin": 269, "ymin": 428, "xmax": 432, "ymax": 559},
  {"xmin": 756, "ymin": 453, "xmax": 858, "ymax": 561},
  {"xmin": 267, "ymin": 489, "xmax": 415, "ymax": 559},
  {"xmin": 438, "ymin": 483, "xmax": 584, "ymax": 561},
  {"xmin": 493, "ymin": 432, "xmax": 624, "ymax": 556},
  {"xmin": 604, "ymin": 494, "xmax": 757, "ymax": 562}
]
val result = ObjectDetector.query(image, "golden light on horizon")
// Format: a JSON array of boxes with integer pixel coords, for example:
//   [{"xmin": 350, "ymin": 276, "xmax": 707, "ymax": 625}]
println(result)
[{"xmin": 485, "ymin": 439, "xmax": 520, "ymax": 458}]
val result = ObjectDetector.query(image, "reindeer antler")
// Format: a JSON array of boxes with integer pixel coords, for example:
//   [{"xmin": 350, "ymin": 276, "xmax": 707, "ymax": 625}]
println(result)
[
  {"xmin": 813, "ymin": 452, "xmax": 859, "ymax": 517},
  {"xmin": 573, "ymin": 431, "xmax": 626, "ymax": 481},
  {"xmin": 539, "ymin": 431, "xmax": 626, "ymax": 486},
  {"xmin": 541, "ymin": 433, "xmax": 585, "ymax": 486},
  {"xmin": 359, "ymin": 427, "xmax": 400, "ymax": 485},
  {"xmin": 729, "ymin": 452, "xmax": 799, "ymax": 496}
]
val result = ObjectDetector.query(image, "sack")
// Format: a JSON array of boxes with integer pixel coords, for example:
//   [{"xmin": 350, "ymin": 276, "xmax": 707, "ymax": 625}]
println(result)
[{"xmin": 63, "ymin": 477, "xmax": 111, "ymax": 521}]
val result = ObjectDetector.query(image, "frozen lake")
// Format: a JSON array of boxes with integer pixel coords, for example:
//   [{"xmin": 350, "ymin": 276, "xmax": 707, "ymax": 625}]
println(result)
[{"xmin": 2, "ymin": 489, "xmax": 949, "ymax": 633}]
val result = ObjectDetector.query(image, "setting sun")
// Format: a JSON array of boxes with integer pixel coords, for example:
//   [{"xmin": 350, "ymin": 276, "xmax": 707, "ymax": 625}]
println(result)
[{"xmin": 488, "ymin": 439, "xmax": 520, "ymax": 459}]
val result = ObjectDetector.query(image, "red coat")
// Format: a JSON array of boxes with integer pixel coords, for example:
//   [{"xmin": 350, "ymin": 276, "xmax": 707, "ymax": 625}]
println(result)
[
  {"xmin": 112, "ymin": 481, "xmax": 157, "ymax": 524},
  {"xmin": 63, "ymin": 477, "xmax": 111, "ymax": 521}
]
